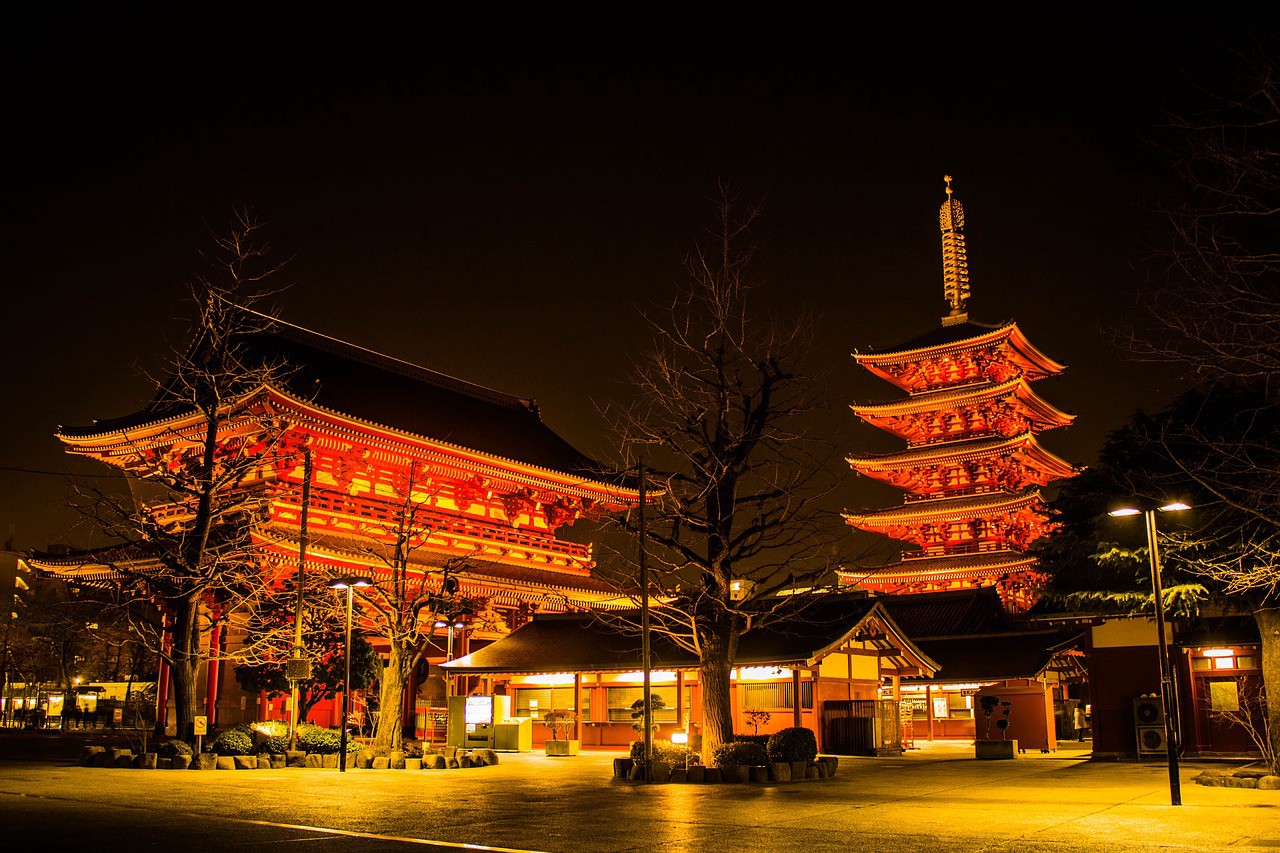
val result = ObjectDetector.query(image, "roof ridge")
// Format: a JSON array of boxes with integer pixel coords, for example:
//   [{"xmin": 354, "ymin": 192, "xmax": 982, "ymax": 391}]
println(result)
[{"xmin": 235, "ymin": 302, "xmax": 537, "ymax": 414}]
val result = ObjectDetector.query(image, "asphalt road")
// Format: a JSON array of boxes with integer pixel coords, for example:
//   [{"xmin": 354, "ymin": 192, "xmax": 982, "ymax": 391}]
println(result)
[{"xmin": 3, "ymin": 742, "xmax": 1279, "ymax": 852}]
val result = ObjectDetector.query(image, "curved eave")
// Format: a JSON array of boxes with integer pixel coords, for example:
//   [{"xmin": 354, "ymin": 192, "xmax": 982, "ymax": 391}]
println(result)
[
  {"xmin": 853, "ymin": 323, "xmax": 1066, "ymax": 385},
  {"xmin": 843, "ymin": 490, "xmax": 1042, "ymax": 528},
  {"xmin": 250, "ymin": 528, "xmax": 616, "ymax": 601},
  {"xmin": 847, "ymin": 433, "xmax": 1076, "ymax": 477},
  {"xmin": 851, "ymin": 378, "xmax": 1075, "ymax": 428},
  {"xmin": 57, "ymin": 383, "xmax": 649, "ymax": 508},
  {"xmin": 844, "ymin": 553, "xmax": 1039, "ymax": 581}
]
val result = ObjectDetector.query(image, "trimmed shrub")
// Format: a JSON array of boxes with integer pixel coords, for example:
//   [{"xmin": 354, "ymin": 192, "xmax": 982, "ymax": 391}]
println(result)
[
  {"xmin": 157, "ymin": 739, "xmax": 193, "ymax": 758},
  {"xmin": 712, "ymin": 741, "xmax": 767, "ymax": 768},
  {"xmin": 630, "ymin": 739, "xmax": 699, "ymax": 765},
  {"xmin": 210, "ymin": 727, "xmax": 254, "ymax": 756},
  {"xmin": 258, "ymin": 735, "xmax": 290, "ymax": 755},
  {"xmin": 766, "ymin": 727, "xmax": 818, "ymax": 763},
  {"xmin": 404, "ymin": 743, "xmax": 424, "ymax": 759},
  {"xmin": 296, "ymin": 724, "xmax": 341, "ymax": 755},
  {"xmin": 733, "ymin": 734, "xmax": 771, "ymax": 747}
]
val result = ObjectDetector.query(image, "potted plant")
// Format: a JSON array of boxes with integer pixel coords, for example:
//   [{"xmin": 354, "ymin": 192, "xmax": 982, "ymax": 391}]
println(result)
[
  {"xmin": 543, "ymin": 710, "xmax": 579, "ymax": 756},
  {"xmin": 975, "ymin": 694, "xmax": 1017, "ymax": 760}
]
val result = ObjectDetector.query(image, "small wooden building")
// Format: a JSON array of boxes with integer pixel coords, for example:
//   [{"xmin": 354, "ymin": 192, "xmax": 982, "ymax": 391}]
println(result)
[{"xmin": 443, "ymin": 600, "xmax": 938, "ymax": 753}]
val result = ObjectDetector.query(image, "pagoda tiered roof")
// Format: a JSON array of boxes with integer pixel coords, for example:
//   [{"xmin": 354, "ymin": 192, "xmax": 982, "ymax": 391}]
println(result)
[
  {"xmin": 843, "ymin": 489, "xmax": 1042, "ymax": 530},
  {"xmin": 853, "ymin": 320, "xmax": 1066, "ymax": 393},
  {"xmin": 840, "ymin": 551, "xmax": 1038, "ymax": 587},
  {"xmin": 851, "ymin": 377, "xmax": 1075, "ymax": 443},
  {"xmin": 847, "ymin": 432, "xmax": 1076, "ymax": 490}
]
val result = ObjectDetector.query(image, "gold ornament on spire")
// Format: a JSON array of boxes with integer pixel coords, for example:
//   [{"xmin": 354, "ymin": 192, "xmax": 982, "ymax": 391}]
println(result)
[{"xmin": 939, "ymin": 175, "xmax": 970, "ymax": 325}]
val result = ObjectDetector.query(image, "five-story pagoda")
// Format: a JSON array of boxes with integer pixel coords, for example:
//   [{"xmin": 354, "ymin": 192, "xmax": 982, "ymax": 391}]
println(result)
[{"xmin": 842, "ymin": 178, "xmax": 1077, "ymax": 612}]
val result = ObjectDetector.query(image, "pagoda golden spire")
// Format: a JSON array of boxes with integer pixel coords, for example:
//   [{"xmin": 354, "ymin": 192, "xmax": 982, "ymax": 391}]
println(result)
[{"xmin": 939, "ymin": 175, "xmax": 970, "ymax": 326}]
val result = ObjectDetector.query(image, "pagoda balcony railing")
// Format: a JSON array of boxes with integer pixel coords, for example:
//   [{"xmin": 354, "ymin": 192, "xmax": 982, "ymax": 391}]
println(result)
[
  {"xmin": 907, "ymin": 428, "xmax": 1002, "ymax": 447},
  {"xmin": 903, "ymin": 485, "xmax": 1004, "ymax": 503},
  {"xmin": 274, "ymin": 491, "xmax": 591, "ymax": 560},
  {"xmin": 902, "ymin": 541, "xmax": 1009, "ymax": 560}
]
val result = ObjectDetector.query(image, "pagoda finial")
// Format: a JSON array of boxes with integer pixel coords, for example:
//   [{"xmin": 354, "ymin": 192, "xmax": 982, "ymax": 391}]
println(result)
[{"xmin": 939, "ymin": 175, "xmax": 970, "ymax": 326}]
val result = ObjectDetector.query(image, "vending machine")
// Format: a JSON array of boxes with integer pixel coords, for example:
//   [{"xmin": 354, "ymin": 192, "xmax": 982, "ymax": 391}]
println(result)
[{"xmin": 447, "ymin": 695, "xmax": 513, "ymax": 749}]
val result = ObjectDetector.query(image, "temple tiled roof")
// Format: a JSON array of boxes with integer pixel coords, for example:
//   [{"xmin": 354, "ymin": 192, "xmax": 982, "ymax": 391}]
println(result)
[
  {"xmin": 444, "ymin": 599, "xmax": 939, "ymax": 675},
  {"xmin": 60, "ymin": 309, "xmax": 616, "ymax": 483},
  {"xmin": 843, "ymin": 551, "xmax": 1038, "ymax": 583},
  {"xmin": 846, "ymin": 433, "xmax": 1074, "ymax": 474},
  {"xmin": 861, "ymin": 320, "xmax": 1010, "ymax": 356},
  {"xmin": 876, "ymin": 588, "xmax": 1012, "ymax": 639},
  {"xmin": 844, "ymin": 490, "xmax": 1041, "ymax": 527},
  {"xmin": 908, "ymin": 629, "xmax": 1083, "ymax": 683}
]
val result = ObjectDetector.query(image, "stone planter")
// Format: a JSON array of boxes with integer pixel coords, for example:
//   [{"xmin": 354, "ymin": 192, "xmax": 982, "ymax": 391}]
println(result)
[
  {"xmin": 720, "ymin": 764, "xmax": 749, "ymax": 784},
  {"xmin": 171, "ymin": 755, "xmax": 192, "ymax": 770},
  {"xmin": 341, "ymin": 753, "xmax": 357, "ymax": 770},
  {"xmin": 819, "ymin": 756, "xmax": 839, "ymax": 777},
  {"xmin": 215, "ymin": 756, "xmax": 236, "ymax": 771},
  {"xmin": 405, "ymin": 757, "xmax": 422, "ymax": 771},
  {"xmin": 257, "ymin": 755, "xmax": 272, "ymax": 770},
  {"xmin": 425, "ymin": 754, "xmax": 446, "ymax": 769},
  {"xmin": 304, "ymin": 754, "xmax": 323, "ymax": 769},
  {"xmin": 80, "ymin": 746, "xmax": 106, "ymax": 767},
  {"xmin": 372, "ymin": 756, "xmax": 391, "ymax": 770},
  {"xmin": 234, "ymin": 755, "xmax": 257, "ymax": 770},
  {"xmin": 114, "ymin": 753, "xmax": 134, "ymax": 768},
  {"xmin": 749, "ymin": 766, "xmax": 769, "ymax": 784},
  {"xmin": 193, "ymin": 753, "xmax": 217, "ymax": 770},
  {"xmin": 545, "ymin": 740, "xmax": 580, "ymax": 756},
  {"xmin": 389, "ymin": 750, "xmax": 405, "ymax": 770},
  {"xmin": 613, "ymin": 758, "xmax": 632, "ymax": 779},
  {"xmin": 686, "ymin": 765, "xmax": 706, "ymax": 784},
  {"xmin": 156, "ymin": 758, "xmax": 173, "ymax": 770},
  {"xmin": 975, "ymin": 739, "xmax": 1018, "ymax": 760},
  {"xmin": 270, "ymin": 754, "xmax": 286, "ymax": 769},
  {"xmin": 286, "ymin": 750, "xmax": 306, "ymax": 768},
  {"xmin": 140, "ymin": 753, "xmax": 158, "ymax": 770},
  {"xmin": 768, "ymin": 762, "xmax": 791, "ymax": 782},
  {"xmin": 322, "ymin": 754, "xmax": 339, "ymax": 769},
  {"xmin": 670, "ymin": 768, "xmax": 688, "ymax": 783},
  {"xmin": 357, "ymin": 749, "xmax": 375, "ymax": 769},
  {"xmin": 790, "ymin": 761, "xmax": 810, "ymax": 781},
  {"xmin": 475, "ymin": 749, "xmax": 499, "ymax": 766},
  {"xmin": 650, "ymin": 761, "xmax": 672, "ymax": 783}
]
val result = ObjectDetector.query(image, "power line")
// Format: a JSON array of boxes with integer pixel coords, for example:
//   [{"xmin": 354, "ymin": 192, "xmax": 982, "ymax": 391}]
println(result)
[{"xmin": 0, "ymin": 465, "xmax": 123, "ymax": 479}]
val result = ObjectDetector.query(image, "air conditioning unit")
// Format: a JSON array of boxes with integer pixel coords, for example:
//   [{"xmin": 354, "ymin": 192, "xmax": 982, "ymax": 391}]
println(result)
[
  {"xmin": 1136, "ymin": 725, "xmax": 1167, "ymax": 754},
  {"xmin": 1133, "ymin": 695, "xmax": 1164, "ymax": 728}
]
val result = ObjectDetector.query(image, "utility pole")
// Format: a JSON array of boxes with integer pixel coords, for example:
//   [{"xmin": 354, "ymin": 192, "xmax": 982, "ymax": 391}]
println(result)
[
  {"xmin": 638, "ymin": 460, "xmax": 652, "ymax": 783},
  {"xmin": 287, "ymin": 447, "xmax": 313, "ymax": 747}
]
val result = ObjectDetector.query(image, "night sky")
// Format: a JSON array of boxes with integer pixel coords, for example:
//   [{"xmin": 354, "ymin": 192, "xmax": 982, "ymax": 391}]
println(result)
[{"xmin": 3, "ymin": 7, "xmax": 1276, "ymax": 553}]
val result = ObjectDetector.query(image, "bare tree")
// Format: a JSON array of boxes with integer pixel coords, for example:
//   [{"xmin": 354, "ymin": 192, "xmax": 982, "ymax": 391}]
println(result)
[
  {"xmin": 349, "ymin": 461, "xmax": 492, "ymax": 751},
  {"xmin": 67, "ymin": 211, "xmax": 290, "ymax": 740},
  {"xmin": 602, "ymin": 186, "xmax": 846, "ymax": 761}
]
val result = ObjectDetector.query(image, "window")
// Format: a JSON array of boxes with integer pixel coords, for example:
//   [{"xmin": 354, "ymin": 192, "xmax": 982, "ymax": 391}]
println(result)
[
  {"xmin": 738, "ymin": 680, "xmax": 813, "ymax": 710},
  {"xmin": 513, "ymin": 687, "xmax": 589, "ymax": 719},
  {"xmin": 1209, "ymin": 681, "xmax": 1240, "ymax": 713},
  {"xmin": 605, "ymin": 686, "xmax": 686, "ymax": 723}
]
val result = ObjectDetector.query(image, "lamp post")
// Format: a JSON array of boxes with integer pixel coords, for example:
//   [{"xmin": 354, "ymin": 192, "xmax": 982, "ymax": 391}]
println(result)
[
  {"xmin": 329, "ymin": 576, "xmax": 372, "ymax": 772},
  {"xmin": 1109, "ymin": 501, "xmax": 1190, "ymax": 806}
]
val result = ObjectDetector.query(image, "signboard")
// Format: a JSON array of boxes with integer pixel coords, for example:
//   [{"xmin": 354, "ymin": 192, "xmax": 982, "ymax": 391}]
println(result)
[
  {"xmin": 112, "ymin": 708, "xmax": 123, "ymax": 724},
  {"xmin": 286, "ymin": 658, "xmax": 313, "ymax": 681},
  {"xmin": 193, "ymin": 716, "xmax": 208, "ymax": 736},
  {"xmin": 464, "ymin": 696, "xmax": 493, "ymax": 726}
]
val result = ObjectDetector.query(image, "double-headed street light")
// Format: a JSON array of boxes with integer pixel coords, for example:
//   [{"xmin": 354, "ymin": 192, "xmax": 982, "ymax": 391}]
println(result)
[
  {"xmin": 330, "ymin": 576, "xmax": 373, "ymax": 772},
  {"xmin": 1108, "ymin": 501, "xmax": 1191, "ymax": 806}
]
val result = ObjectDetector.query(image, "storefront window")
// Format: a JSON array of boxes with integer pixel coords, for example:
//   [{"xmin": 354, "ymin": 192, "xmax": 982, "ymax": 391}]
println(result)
[
  {"xmin": 605, "ymin": 686, "xmax": 686, "ymax": 723},
  {"xmin": 513, "ymin": 687, "xmax": 589, "ymax": 719}
]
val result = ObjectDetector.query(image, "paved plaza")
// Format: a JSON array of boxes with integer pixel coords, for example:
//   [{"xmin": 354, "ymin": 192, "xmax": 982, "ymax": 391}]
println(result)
[{"xmin": 2, "ymin": 741, "xmax": 1278, "ymax": 851}]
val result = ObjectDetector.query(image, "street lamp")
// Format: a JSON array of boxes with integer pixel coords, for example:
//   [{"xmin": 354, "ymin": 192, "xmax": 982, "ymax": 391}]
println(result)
[
  {"xmin": 1109, "ymin": 500, "xmax": 1191, "ymax": 806},
  {"xmin": 330, "ymin": 576, "xmax": 373, "ymax": 772}
]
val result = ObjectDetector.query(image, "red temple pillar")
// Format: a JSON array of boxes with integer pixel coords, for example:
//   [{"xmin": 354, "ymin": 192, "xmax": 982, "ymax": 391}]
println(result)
[
  {"xmin": 205, "ymin": 620, "xmax": 221, "ymax": 724},
  {"xmin": 792, "ymin": 668, "xmax": 803, "ymax": 729},
  {"xmin": 155, "ymin": 609, "xmax": 171, "ymax": 732},
  {"xmin": 573, "ymin": 673, "xmax": 582, "ymax": 741},
  {"xmin": 675, "ymin": 671, "xmax": 685, "ymax": 730}
]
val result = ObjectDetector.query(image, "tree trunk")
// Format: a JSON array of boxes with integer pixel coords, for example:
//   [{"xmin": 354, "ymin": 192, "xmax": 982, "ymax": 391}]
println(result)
[
  {"xmin": 1253, "ymin": 606, "xmax": 1280, "ymax": 772},
  {"xmin": 168, "ymin": 594, "xmax": 202, "ymax": 742},
  {"xmin": 698, "ymin": 631, "xmax": 734, "ymax": 765},
  {"xmin": 374, "ymin": 642, "xmax": 406, "ymax": 750}
]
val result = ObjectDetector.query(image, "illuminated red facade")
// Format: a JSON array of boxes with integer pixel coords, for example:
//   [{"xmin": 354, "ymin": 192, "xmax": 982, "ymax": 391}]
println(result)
[
  {"xmin": 842, "ymin": 180, "xmax": 1077, "ymax": 612},
  {"xmin": 33, "ymin": 311, "xmax": 639, "ymax": 731}
]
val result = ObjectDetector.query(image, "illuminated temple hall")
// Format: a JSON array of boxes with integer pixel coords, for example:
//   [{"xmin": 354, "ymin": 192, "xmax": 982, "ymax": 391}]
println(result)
[
  {"xmin": 842, "ymin": 178, "xmax": 1078, "ymax": 613},
  {"xmin": 29, "ymin": 309, "xmax": 641, "ymax": 733}
]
